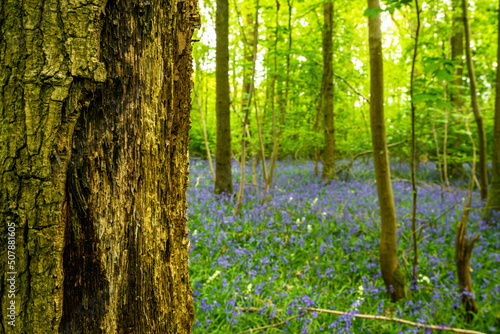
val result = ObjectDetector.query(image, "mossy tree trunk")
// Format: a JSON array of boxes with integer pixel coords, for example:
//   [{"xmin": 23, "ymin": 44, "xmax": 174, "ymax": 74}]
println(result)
[
  {"xmin": 0, "ymin": 0, "xmax": 198, "ymax": 333},
  {"xmin": 367, "ymin": 0, "xmax": 406, "ymax": 302},
  {"xmin": 486, "ymin": 2, "xmax": 500, "ymax": 218},
  {"xmin": 322, "ymin": 1, "xmax": 336, "ymax": 180},
  {"xmin": 215, "ymin": 0, "xmax": 233, "ymax": 194}
]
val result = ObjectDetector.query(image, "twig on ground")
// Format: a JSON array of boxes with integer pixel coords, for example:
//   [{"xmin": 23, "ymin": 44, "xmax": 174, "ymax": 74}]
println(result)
[{"xmin": 235, "ymin": 306, "xmax": 487, "ymax": 334}]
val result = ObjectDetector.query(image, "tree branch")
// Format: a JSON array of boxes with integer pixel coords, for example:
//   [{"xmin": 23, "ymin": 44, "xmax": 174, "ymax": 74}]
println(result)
[{"xmin": 334, "ymin": 73, "xmax": 370, "ymax": 104}]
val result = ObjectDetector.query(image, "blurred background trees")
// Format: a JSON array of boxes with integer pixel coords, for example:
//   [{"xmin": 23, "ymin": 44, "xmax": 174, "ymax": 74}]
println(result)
[{"xmin": 192, "ymin": 0, "xmax": 498, "ymax": 191}]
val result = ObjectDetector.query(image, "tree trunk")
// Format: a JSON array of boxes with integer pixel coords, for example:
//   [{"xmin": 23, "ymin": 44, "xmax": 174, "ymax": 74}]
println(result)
[
  {"xmin": 456, "ymin": 124, "xmax": 480, "ymax": 318},
  {"xmin": 235, "ymin": 0, "xmax": 259, "ymax": 215},
  {"xmin": 262, "ymin": 1, "xmax": 280, "ymax": 204},
  {"xmin": 0, "ymin": 1, "xmax": 198, "ymax": 333},
  {"xmin": 322, "ymin": 1, "xmax": 336, "ymax": 180},
  {"xmin": 486, "ymin": 1, "xmax": 500, "ymax": 217},
  {"xmin": 367, "ymin": 0, "xmax": 406, "ymax": 302},
  {"xmin": 448, "ymin": 0, "xmax": 465, "ymax": 179},
  {"xmin": 241, "ymin": 10, "xmax": 255, "ymax": 113},
  {"xmin": 239, "ymin": 5, "xmax": 255, "ymax": 169},
  {"xmin": 215, "ymin": 0, "xmax": 233, "ymax": 194},
  {"xmin": 410, "ymin": 0, "xmax": 421, "ymax": 285},
  {"xmin": 451, "ymin": 0, "xmax": 464, "ymax": 107},
  {"xmin": 462, "ymin": 0, "xmax": 488, "ymax": 201}
]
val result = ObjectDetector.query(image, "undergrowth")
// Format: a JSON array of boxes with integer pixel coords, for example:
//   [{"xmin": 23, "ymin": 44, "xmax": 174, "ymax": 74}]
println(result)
[{"xmin": 188, "ymin": 159, "xmax": 500, "ymax": 333}]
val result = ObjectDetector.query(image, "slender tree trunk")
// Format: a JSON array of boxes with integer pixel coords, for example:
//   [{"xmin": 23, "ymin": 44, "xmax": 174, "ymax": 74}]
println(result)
[
  {"xmin": 410, "ymin": 0, "xmax": 421, "ymax": 286},
  {"xmin": 462, "ymin": 0, "xmax": 488, "ymax": 200},
  {"xmin": 235, "ymin": 0, "xmax": 259, "ymax": 215},
  {"xmin": 432, "ymin": 108, "xmax": 445, "ymax": 189},
  {"xmin": 367, "ymin": 0, "xmax": 406, "ymax": 302},
  {"xmin": 455, "ymin": 120, "xmax": 480, "ymax": 318},
  {"xmin": 443, "ymin": 83, "xmax": 452, "ymax": 191},
  {"xmin": 451, "ymin": 0, "xmax": 464, "ymax": 107},
  {"xmin": 262, "ymin": 1, "xmax": 280, "ymax": 204},
  {"xmin": 241, "ymin": 10, "xmax": 255, "ymax": 113},
  {"xmin": 216, "ymin": 0, "xmax": 233, "ymax": 194},
  {"xmin": 282, "ymin": 0, "xmax": 293, "ymax": 143},
  {"xmin": 255, "ymin": 101, "xmax": 268, "ymax": 182},
  {"xmin": 322, "ymin": 1, "xmax": 336, "ymax": 180},
  {"xmin": 449, "ymin": 0, "xmax": 465, "ymax": 179},
  {"xmin": 194, "ymin": 88, "xmax": 216, "ymax": 182},
  {"xmin": 238, "ymin": 2, "xmax": 256, "ymax": 171},
  {"xmin": 314, "ymin": 97, "xmax": 322, "ymax": 177},
  {"xmin": 0, "ymin": 1, "xmax": 198, "ymax": 333},
  {"xmin": 486, "ymin": 2, "xmax": 500, "ymax": 217}
]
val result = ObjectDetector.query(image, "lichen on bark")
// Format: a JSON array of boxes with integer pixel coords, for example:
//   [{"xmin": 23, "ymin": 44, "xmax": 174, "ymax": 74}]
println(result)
[{"xmin": 1, "ymin": 0, "xmax": 198, "ymax": 332}]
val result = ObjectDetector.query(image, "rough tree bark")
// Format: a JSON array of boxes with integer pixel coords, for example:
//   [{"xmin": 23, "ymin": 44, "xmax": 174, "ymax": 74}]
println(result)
[
  {"xmin": 215, "ymin": 0, "xmax": 233, "ymax": 194},
  {"xmin": 0, "ymin": 0, "xmax": 198, "ymax": 333},
  {"xmin": 486, "ymin": 1, "xmax": 500, "ymax": 218},
  {"xmin": 367, "ymin": 0, "xmax": 406, "ymax": 301},
  {"xmin": 462, "ymin": 0, "xmax": 488, "ymax": 201},
  {"xmin": 322, "ymin": 1, "xmax": 336, "ymax": 180}
]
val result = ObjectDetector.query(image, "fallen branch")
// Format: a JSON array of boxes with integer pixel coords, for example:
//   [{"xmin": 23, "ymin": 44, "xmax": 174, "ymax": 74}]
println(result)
[
  {"xmin": 308, "ymin": 308, "xmax": 486, "ymax": 334},
  {"xmin": 235, "ymin": 307, "xmax": 487, "ymax": 334}
]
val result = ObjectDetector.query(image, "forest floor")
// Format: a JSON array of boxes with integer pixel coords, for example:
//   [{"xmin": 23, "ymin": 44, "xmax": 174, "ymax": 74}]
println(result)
[{"xmin": 187, "ymin": 159, "xmax": 500, "ymax": 333}]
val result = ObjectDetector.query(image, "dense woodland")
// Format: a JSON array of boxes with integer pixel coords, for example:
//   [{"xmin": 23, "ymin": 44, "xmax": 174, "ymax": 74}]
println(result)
[
  {"xmin": 187, "ymin": 0, "xmax": 500, "ymax": 333},
  {"xmin": 0, "ymin": 0, "xmax": 499, "ymax": 333}
]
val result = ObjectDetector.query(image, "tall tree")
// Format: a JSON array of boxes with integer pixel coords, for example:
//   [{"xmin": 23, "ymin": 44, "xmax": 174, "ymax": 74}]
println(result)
[
  {"xmin": 446, "ymin": 0, "xmax": 465, "ymax": 180},
  {"xmin": 236, "ymin": 0, "xmax": 259, "ymax": 215},
  {"xmin": 410, "ymin": 0, "xmax": 421, "ymax": 285},
  {"xmin": 0, "ymin": 0, "xmax": 198, "ymax": 333},
  {"xmin": 455, "ymin": 119, "xmax": 480, "ymax": 317},
  {"xmin": 462, "ymin": 0, "xmax": 488, "ymax": 200},
  {"xmin": 262, "ymin": 1, "xmax": 281, "ymax": 204},
  {"xmin": 486, "ymin": 1, "xmax": 500, "ymax": 217},
  {"xmin": 216, "ymin": 0, "xmax": 233, "ymax": 194},
  {"xmin": 322, "ymin": 1, "xmax": 336, "ymax": 179},
  {"xmin": 367, "ymin": 0, "xmax": 406, "ymax": 301}
]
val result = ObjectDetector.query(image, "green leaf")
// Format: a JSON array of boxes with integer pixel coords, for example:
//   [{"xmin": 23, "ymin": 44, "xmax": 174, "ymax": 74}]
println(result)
[
  {"xmin": 436, "ymin": 100, "xmax": 452, "ymax": 109},
  {"xmin": 413, "ymin": 93, "xmax": 437, "ymax": 102},
  {"xmin": 435, "ymin": 69, "xmax": 454, "ymax": 82}
]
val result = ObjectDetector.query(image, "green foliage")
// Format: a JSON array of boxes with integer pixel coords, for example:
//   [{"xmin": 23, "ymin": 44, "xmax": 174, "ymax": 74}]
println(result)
[
  {"xmin": 191, "ymin": 0, "xmax": 497, "ymax": 180},
  {"xmin": 383, "ymin": 0, "xmax": 412, "ymax": 14}
]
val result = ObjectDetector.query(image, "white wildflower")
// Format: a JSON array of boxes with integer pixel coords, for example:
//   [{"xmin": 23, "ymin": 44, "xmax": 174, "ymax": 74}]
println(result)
[
  {"xmin": 312, "ymin": 198, "xmax": 318, "ymax": 206},
  {"xmin": 246, "ymin": 283, "xmax": 252, "ymax": 294},
  {"xmin": 192, "ymin": 230, "xmax": 198, "ymax": 237},
  {"xmin": 356, "ymin": 285, "xmax": 365, "ymax": 303},
  {"xmin": 307, "ymin": 224, "xmax": 312, "ymax": 233},
  {"xmin": 417, "ymin": 274, "xmax": 430, "ymax": 285},
  {"xmin": 289, "ymin": 196, "xmax": 293, "ymax": 201},
  {"xmin": 207, "ymin": 270, "xmax": 221, "ymax": 284}
]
